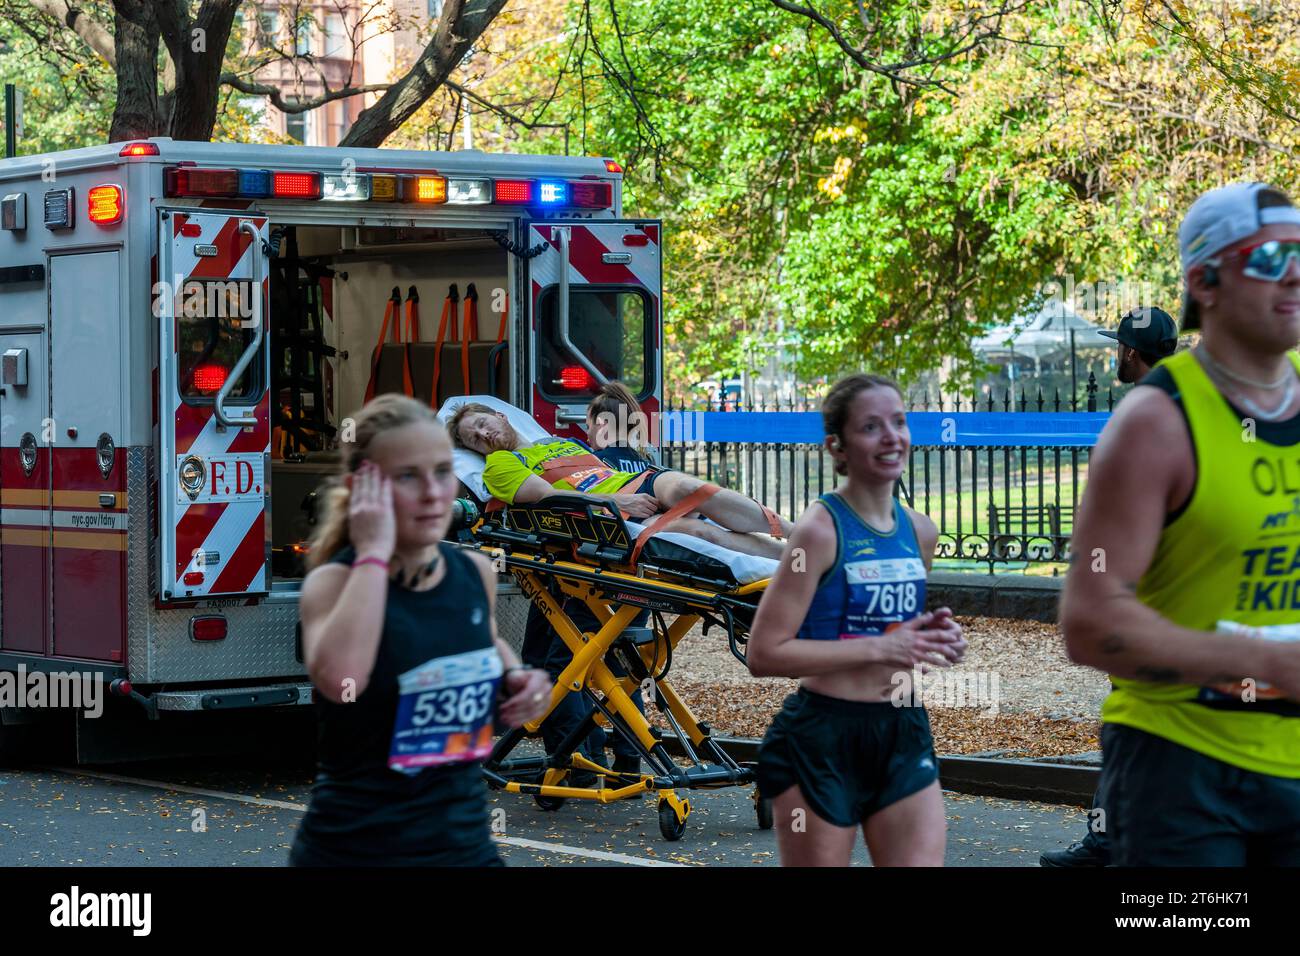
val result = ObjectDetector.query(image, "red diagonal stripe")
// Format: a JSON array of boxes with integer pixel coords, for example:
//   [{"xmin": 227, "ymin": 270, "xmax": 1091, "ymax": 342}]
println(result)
[
  {"xmin": 226, "ymin": 393, "xmax": 271, "ymax": 453},
  {"xmin": 189, "ymin": 217, "xmax": 249, "ymax": 280},
  {"xmin": 562, "ymin": 226, "xmax": 639, "ymax": 286},
  {"xmin": 175, "ymin": 503, "xmax": 228, "ymax": 580},
  {"xmin": 175, "ymin": 402, "xmax": 212, "ymax": 455},
  {"xmin": 208, "ymin": 512, "xmax": 266, "ymax": 595}
]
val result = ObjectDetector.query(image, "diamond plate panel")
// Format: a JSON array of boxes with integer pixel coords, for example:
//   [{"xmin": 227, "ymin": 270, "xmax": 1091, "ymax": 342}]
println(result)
[
  {"xmin": 495, "ymin": 579, "xmax": 530, "ymax": 656},
  {"xmin": 126, "ymin": 447, "xmax": 305, "ymax": 684}
]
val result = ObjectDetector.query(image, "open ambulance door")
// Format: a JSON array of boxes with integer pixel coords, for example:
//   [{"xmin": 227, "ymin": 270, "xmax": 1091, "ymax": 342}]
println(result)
[
  {"xmin": 157, "ymin": 210, "xmax": 271, "ymax": 601},
  {"xmin": 526, "ymin": 220, "xmax": 663, "ymax": 440}
]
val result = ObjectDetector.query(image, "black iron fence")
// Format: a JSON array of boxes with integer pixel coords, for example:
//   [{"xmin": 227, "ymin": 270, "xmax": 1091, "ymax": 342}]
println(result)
[{"xmin": 660, "ymin": 377, "xmax": 1117, "ymax": 570}]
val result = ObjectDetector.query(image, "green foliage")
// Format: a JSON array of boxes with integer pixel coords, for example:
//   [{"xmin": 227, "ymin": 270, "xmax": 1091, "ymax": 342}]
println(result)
[
  {"xmin": 0, "ymin": 16, "xmax": 115, "ymax": 152},
  {"xmin": 483, "ymin": 0, "xmax": 1300, "ymax": 395}
]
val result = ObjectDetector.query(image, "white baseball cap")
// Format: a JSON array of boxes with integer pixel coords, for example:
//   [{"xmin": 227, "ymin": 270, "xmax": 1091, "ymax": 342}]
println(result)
[{"xmin": 1178, "ymin": 182, "xmax": 1300, "ymax": 330}]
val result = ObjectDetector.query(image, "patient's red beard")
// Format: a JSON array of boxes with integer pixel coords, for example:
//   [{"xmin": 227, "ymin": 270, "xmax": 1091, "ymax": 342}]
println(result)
[{"xmin": 490, "ymin": 422, "xmax": 519, "ymax": 451}]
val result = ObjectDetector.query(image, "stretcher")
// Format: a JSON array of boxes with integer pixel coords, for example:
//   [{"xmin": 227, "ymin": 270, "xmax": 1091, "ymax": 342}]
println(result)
[{"xmin": 454, "ymin": 493, "xmax": 776, "ymax": 840}]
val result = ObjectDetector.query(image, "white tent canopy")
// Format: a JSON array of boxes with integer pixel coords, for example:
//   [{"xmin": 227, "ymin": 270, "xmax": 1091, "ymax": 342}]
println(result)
[{"xmin": 973, "ymin": 299, "xmax": 1113, "ymax": 365}]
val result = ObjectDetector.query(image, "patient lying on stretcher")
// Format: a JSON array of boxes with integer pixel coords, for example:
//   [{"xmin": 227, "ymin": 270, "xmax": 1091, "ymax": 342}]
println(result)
[{"xmin": 449, "ymin": 402, "xmax": 793, "ymax": 559}]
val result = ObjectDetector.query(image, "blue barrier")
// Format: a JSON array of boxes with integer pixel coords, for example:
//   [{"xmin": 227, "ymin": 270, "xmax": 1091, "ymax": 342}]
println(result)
[{"xmin": 662, "ymin": 411, "xmax": 1110, "ymax": 447}]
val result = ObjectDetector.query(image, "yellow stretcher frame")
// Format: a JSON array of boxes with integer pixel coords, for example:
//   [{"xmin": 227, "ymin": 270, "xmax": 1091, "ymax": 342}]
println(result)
[{"xmin": 461, "ymin": 495, "xmax": 775, "ymax": 841}]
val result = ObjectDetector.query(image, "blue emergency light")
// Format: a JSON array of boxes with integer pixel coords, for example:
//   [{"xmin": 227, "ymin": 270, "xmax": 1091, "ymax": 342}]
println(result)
[
  {"xmin": 238, "ymin": 169, "xmax": 272, "ymax": 198},
  {"xmin": 538, "ymin": 181, "xmax": 569, "ymax": 205}
]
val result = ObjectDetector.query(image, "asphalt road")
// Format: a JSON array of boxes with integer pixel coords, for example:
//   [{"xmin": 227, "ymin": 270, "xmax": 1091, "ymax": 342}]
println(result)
[{"xmin": 0, "ymin": 752, "xmax": 1089, "ymax": 867}]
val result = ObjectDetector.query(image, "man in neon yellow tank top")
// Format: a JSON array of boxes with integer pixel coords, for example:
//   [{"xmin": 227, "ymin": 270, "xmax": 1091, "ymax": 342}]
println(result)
[{"xmin": 1063, "ymin": 182, "xmax": 1300, "ymax": 866}]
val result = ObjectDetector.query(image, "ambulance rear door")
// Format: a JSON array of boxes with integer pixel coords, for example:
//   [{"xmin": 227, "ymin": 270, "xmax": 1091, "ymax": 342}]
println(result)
[
  {"xmin": 157, "ymin": 209, "xmax": 271, "ymax": 601},
  {"xmin": 526, "ymin": 220, "xmax": 663, "ymax": 440}
]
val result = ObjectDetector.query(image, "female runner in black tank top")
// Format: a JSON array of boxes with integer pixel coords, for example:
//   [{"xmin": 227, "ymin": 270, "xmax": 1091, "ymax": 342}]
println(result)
[{"xmin": 291, "ymin": 395, "xmax": 552, "ymax": 866}]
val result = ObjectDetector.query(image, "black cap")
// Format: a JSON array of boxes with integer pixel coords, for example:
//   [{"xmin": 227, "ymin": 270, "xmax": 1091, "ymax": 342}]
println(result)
[{"xmin": 1097, "ymin": 307, "xmax": 1179, "ymax": 357}]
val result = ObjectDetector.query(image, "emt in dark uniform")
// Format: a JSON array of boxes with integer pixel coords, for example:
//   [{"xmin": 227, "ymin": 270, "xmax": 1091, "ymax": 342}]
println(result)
[
  {"xmin": 519, "ymin": 382, "xmax": 652, "ymax": 784},
  {"xmin": 747, "ymin": 374, "xmax": 967, "ymax": 867},
  {"xmin": 1041, "ymin": 306, "xmax": 1178, "ymax": 868},
  {"xmin": 292, "ymin": 394, "xmax": 551, "ymax": 866}
]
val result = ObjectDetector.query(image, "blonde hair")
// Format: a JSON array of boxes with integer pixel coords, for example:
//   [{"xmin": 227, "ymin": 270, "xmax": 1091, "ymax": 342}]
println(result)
[{"xmin": 306, "ymin": 394, "xmax": 445, "ymax": 570}]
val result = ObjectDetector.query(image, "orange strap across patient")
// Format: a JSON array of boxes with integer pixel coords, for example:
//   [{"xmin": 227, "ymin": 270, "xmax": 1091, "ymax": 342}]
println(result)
[
  {"xmin": 629, "ymin": 482, "xmax": 721, "ymax": 566},
  {"xmin": 537, "ymin": 452, "xmax": 609, "ymax": 485}
]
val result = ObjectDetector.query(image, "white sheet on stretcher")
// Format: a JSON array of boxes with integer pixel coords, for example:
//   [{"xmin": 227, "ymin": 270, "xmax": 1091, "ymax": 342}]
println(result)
[{"xmin": 438, "ymin": 395, "xmax": 778, "ymax": 586}]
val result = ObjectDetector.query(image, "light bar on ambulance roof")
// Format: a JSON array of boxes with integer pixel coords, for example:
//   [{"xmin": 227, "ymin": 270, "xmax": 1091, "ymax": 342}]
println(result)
[
  {"xmin": 537, "ymin": 180, "xmax": 569, "ymax": 206},
  {"xmin": 494, "ymin": 179, "xmax": 533, "ymax": 205},
  {"xmin": 398, "ymin": 175, "xmax": 447, "ymax": 204},
  {"xmin": 322, "ymin": 173, "xmax": 372, "ymax": 201},
  {"xmin": 165, "ymin": 167, "xmax": 241, "ymax": 198},
  {"xmin": 272, "ymin": 171, "xmax": 322, "ymax": 199},
  {"xmin": 570, "ymin": 181, "xmax": 612, "ymax": 209},
  {"xmin": 446, "ymin": 178, "xmax": 491, "ymax": 205},
  {"xmin": 87, "ymin": 185, "xmax": 123, "ymax": 225},
  {"xmin": 238, "ymin": 169, "xmax": 272, "ymax": 198},
  {"xmin": 370, "ymin": 174, "xmax": 398, "ymax": 202}
]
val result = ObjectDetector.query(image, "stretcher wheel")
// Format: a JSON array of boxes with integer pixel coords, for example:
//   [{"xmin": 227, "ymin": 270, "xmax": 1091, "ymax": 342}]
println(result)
[
  {"xmin": 534, "ymin": 794, "xmax": 566, "ymax": 812},
  {"xmin": 755, "ymin": 796, "xmax": 774, "ymax": 830},
  {"xmin": 658, "ymin": 800, "xmax": 687, "ymax": 841}
]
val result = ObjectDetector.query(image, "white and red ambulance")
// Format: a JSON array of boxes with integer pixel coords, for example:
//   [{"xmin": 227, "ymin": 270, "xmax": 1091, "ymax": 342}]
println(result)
[{"xmin": 0, "ymin": 138, "xmax": 662, "ymax": 760}]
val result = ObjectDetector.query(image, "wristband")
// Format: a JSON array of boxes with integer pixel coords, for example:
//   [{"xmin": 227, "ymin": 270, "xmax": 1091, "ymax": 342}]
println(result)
[{"xmin": 352, "ymin": 556, "xmax": 390, "ymax": 573}]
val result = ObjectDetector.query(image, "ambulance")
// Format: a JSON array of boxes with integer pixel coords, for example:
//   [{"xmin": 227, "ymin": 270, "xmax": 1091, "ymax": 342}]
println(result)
[{"xmin": 0, "ymin": 139, "xmax": 662, "ymax": 760}]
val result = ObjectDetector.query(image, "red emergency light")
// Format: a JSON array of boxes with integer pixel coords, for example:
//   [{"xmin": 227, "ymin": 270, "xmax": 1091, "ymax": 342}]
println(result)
[
  {"xmin": 559, "ymin": 365, "xmax": 595, "ymax": 390},
  {"xmin": 88, "ymin": 185, "xmax": 124, "ymax": 225},
  {"xmin": 165, "ymin": 167, "xmax": 240, "ymax": 198},
  {"xmin": 190, "ymin": 617, "xmax": 228, "ymax": 641},
  {"xmin": 272, "ymin": 171, "xmax": 322, "ymax": 199},
  {"xmin": 604, "ymin": 160, "xmax": 623, "ymax": 174},
  {"xmin": 183, "ymin": 572, "xmax": 205, "ymax": 586},
  {"xmin": 193, "ymin": 363, "xmax": 228, "ymax": 393},
  {"xmin": 119, "ymin": 142, "xmax": 160, "ymax": 157},
  {"xmin": 494, "ymin": 179, "xmax": 533, "ymax": 204},
  {"xmin": 570, "ymin": 181, "xmax": 612, "ymax": 209}
]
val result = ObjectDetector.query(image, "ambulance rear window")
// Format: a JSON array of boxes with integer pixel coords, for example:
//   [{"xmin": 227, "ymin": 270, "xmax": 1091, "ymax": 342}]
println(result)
[
  {"xmin": 536, "ymin": 286, "xmax": 651, "ymax": 400},
  {"xmin": 176, "ymin": 280, "xmax": 261, "ymax": 401}
]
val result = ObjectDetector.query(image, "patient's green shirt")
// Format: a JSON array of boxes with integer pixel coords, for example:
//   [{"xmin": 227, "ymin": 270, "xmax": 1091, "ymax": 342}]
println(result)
[{"xmin": 482, "ymin": 438, "xmax": 641, "ymax": 503}]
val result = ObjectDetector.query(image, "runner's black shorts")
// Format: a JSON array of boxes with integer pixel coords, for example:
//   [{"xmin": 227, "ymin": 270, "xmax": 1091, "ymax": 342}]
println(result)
[
  {"xmin": 1101, "ymin": 722, "xmax": 1300, "ymax": 866},
  {"xmin": 756, "ymin": 687, "xmax": 940, "ymax": 827}
]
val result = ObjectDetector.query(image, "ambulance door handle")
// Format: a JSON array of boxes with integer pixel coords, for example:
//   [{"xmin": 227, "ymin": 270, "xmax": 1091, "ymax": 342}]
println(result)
[
  {"xmin": 554, "ymin": 226, "xmax": 608, "ymax": 388},
  {"xmin": 214, "ymin": 221, "xmax": 265, "ymax": 428}
]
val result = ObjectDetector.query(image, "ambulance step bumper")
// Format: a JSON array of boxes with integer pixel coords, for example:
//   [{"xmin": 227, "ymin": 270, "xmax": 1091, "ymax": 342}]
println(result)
[{"xmin": 151, "ymin": 682, "xmax": 314, "ymax": 711}]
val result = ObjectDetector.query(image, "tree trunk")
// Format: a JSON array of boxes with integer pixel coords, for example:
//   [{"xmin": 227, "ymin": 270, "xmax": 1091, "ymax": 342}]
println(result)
[
  {"xmin": 107, "ymin": 2, "xmax": 161, "ymax": 141},
  {"xmin": 166, "ymin": 0, "xmax": 242, "ymax": 141},
  {"xmin": 340, "ymin": 0, "xmax": 510, "ymax": 149}
]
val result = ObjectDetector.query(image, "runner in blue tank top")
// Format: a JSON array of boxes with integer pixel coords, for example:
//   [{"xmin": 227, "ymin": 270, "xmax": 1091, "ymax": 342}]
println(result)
[{"xmin": 748, "ymin": 374, "xmax": 967, "ymax": 866}]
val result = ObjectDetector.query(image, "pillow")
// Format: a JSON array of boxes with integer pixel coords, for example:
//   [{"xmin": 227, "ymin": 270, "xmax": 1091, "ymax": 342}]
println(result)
[{"xmin": 438, "ymin": 395, "xmax": 553, "ymax": 501}]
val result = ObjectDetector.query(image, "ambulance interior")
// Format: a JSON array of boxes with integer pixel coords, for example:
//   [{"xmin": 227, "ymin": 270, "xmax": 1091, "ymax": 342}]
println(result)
[
  {"xmin": 182, "ymin": 218, "xmax": 649, "ymax": 585},
  {"xmin": 252, "ymin": 223, "xmax": 513, "ymax": 583}
]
